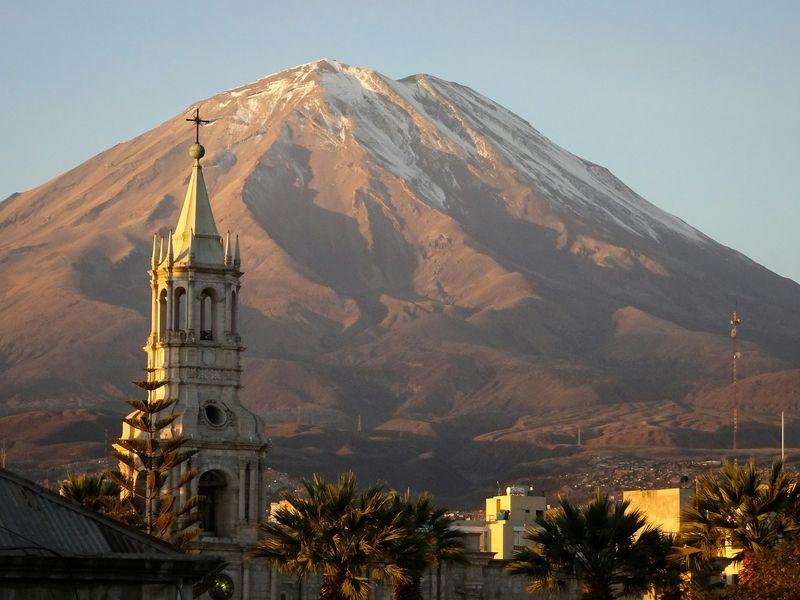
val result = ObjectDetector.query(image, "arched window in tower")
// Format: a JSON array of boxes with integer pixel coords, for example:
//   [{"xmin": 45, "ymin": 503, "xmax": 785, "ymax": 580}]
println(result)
[
  {"xmin": 230, "ymin": 290, "xmax": 238, "ymax": 335},
  {"xmin": 158, "ymin": 289, "xmax": 168, "ymax": 339},
  {"xmin": 198, "ymin": 470, "xmax": 230, "ymax": 537},
  {"xmin": 173, "ymin": 287, "xmax": 186, "ymax": 331},
  {"xmin": 200, "ymin": 288, "xmax": 216, "ymax": 340}
]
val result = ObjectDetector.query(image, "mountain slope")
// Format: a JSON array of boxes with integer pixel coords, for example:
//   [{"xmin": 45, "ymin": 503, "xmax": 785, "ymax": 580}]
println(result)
[{"xmin": 1, "ymin": 59, "xmax": 798, "ymax": 498}]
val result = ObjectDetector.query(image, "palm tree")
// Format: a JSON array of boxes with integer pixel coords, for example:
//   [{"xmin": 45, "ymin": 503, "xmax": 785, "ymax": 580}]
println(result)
[
  {"xmin": 58, "ymin": 471, "xmax": 120, "ymax": 514},
  {"xmin": 646, "ymin": 533, "xmax": 684, "ymax": 600},
  {"xmin": 388, "ymin": 491, "xmax": 465, "ymax": 600},
  {"xmin": 252, "ymin": 472, "xmax": 408, "ymax": 600},
  {"xmin": 507, "ymin": 494, "xmax": 666, "ymax": 600},
  {"xmin": 674, "ymin": 459, "xmax": 800, "ymax": 575}
]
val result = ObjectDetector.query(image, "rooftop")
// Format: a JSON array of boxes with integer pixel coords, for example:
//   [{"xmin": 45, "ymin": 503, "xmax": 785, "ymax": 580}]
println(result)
[{"xmin": 0, "ymin": 467, "xmax": 179, "ymax": 557}]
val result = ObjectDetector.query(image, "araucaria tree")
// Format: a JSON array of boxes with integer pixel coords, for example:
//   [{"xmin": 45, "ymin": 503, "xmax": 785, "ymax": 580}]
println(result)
[
  {"xmin": 508, "ymin": 494, "xmax": 669, "ymax": 600},
  {"xmin": 105, "ymin": 376, "xmax": 200, "ymax": 547},
  {"xmin": 253, "ymin": 472, "xmax": 408, "ymax": 600}
]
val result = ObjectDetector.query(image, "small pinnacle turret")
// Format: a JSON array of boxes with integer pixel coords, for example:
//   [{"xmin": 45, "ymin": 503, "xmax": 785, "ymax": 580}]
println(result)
[
  {"xmin": 150, "ymin": 233, "xmax": 159, "ymax": 269},
  {"xmin": 224, "ymin": 231, "xmax": 233, "ymax": 267}
]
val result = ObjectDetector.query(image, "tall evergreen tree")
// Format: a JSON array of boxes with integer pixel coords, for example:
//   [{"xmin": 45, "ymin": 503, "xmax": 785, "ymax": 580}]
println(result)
[{"xmin": 105, "ymin": 375, "xmax": 200, "ymax": 547}]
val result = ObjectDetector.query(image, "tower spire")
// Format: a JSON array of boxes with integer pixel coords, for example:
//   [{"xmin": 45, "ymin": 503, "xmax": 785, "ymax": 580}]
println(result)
[{"xmin": 171, "ymin": 107, "xmax": 223, "ymax": 266}]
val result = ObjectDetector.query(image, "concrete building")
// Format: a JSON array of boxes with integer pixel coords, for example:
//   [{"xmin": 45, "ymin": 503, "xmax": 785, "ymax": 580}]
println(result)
[
  {"xmin": 484, "ymin": 485, "xmax": 546, "ymax": 560},
  {"xmin": 0, "ymin": 468, "xmax": 221, "ymax": 600},
  {"xmin": 118, "ymin": 119, "xmax": 271, "ymax": 599},
  {"xmin": 624, "ymin": 486, "xmax": 739, "ymax": 587},
  {"xmin": 623, "ymin": 487, "xmax": 692, "ymax": 535}
]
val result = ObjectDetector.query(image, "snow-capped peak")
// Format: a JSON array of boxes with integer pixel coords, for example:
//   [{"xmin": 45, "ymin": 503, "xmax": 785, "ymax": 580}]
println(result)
[{"xmin": 209, "ymin": 61, "xmax": 705, "ymax": 244}]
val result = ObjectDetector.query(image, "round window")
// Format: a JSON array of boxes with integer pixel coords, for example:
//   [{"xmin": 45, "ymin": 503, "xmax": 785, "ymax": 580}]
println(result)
[
  {"xmin": 209, "ymin": 573, "xmax": 234, "ymax": 600},
  {"xmin": 204, "ymin": 403, "xmax": 227, "ymax": 427}
]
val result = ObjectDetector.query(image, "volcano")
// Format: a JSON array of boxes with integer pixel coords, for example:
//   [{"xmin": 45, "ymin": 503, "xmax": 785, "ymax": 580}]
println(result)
[{"xmin": 1, "ymin": 59, "xmax": 798, "ymax": 501}]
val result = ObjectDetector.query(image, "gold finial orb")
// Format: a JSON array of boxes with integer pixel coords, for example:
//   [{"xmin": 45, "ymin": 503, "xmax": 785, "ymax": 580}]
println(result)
[{"xmin": 189, "ymin": 143, "xmax": 206, "ymax": 160}]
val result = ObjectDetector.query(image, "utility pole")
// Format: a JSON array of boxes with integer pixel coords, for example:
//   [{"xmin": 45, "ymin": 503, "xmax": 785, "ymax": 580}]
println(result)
[{"xmin": 730, "ymin": 310, "xmax": 742, "ymax": 451}]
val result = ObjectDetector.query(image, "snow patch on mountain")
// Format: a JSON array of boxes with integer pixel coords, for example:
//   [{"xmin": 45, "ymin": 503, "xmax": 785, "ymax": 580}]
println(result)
[
  {"xmin": 401, "ymin": 75, "xmax": 705, "ymax": 243},
  {"xmin": 213, "ymin": 59, "xmax": 706, "ymax": 244}
]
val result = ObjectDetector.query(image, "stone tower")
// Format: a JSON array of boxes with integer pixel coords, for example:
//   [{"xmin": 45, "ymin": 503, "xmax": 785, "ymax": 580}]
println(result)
[{"xmin": 137, "ymin": 119, "xmax": 270, "ymax": 599}]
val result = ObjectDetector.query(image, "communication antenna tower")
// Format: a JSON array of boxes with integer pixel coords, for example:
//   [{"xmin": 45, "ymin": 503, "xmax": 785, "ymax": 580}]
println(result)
[{"xmin": 730, "ymin": 309, "xmax": 742, "ymax": 451}]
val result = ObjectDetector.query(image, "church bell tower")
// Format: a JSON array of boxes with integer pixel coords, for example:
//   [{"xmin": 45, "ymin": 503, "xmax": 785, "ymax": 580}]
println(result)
[{"xmin": 142, "ymin": 109, "xmax": 270, "ymax": 599}]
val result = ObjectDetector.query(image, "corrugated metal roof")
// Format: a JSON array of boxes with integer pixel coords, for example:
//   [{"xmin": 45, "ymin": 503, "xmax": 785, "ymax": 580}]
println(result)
[{"xmin": 0, "ymin": 468, "xmax": 178, "ymax": 557}]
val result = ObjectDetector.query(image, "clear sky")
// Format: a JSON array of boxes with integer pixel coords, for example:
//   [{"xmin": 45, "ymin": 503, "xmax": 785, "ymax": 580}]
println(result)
[{"xmin": 1, "ymin": 1, "xmax": 798, "ymax": 281}]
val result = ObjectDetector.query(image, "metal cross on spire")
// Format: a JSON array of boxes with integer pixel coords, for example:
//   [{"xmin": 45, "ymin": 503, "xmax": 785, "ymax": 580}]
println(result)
[{"xmin": 186, "ymin": 107, "xmax": 210, "ymax": 144}]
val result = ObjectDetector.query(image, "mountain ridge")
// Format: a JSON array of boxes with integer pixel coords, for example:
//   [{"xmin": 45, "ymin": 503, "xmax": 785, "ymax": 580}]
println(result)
[{"xmin": 1, "ymin": 59, "xmax": 798, "ymax": 499}]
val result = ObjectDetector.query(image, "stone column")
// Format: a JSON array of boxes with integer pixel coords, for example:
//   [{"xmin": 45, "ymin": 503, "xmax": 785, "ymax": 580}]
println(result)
[
  {"xmin": 187, "ymin": 277, "xmax": 195, "ymax": 333},
  {"xmin": 166, "ymin": 277, "xmax": 174, "ymax": 332},
  {"xmin": 249, "ymin": 461, "xmax": 259, "ymax": 524},
  {"xmin": 224, "ymin": 282, "xmax": 232, "ymax": 335},
  {"xmin": 270, "ymin": 565, "xmax": 279, "ymax": 600},
  {"xmin": 150, "ymin": 281, "xmax": 158, "ymax": 338},
  {"xmin": 242, "ymin": 560, "xmax": 251, "ymax": 600},
  {"xmin": 238, "ymin": 459, "xmax": 246, "ymax": 521},
  {"xmin": 179, "ymin": 460, "xmax": 187, "ymax": 506},
  {"xmin": 189, "ymin": 456, "xmax": 198, "ymax": 499}
]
